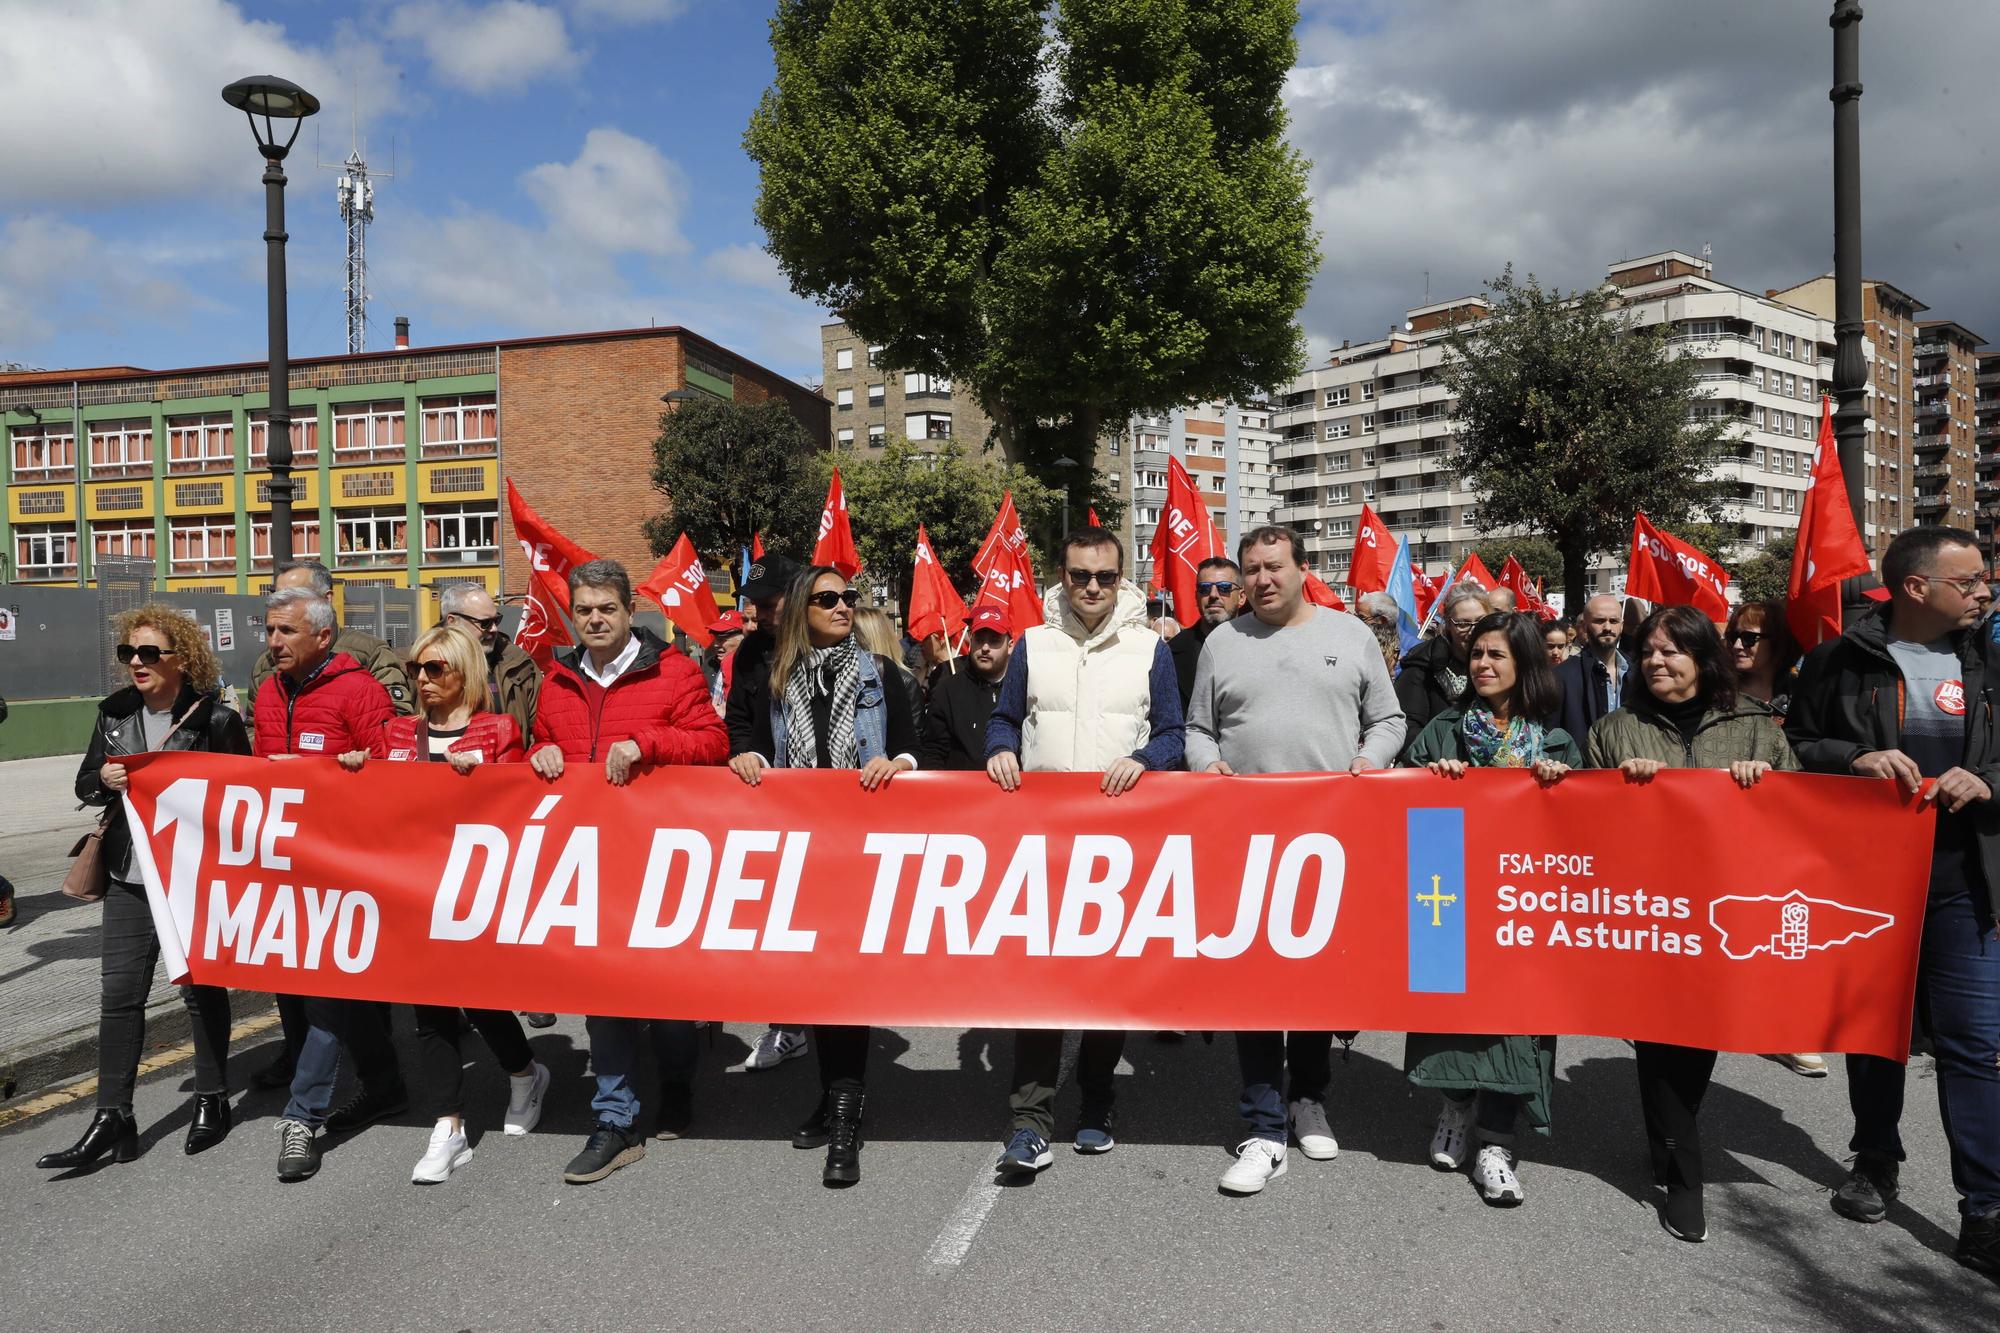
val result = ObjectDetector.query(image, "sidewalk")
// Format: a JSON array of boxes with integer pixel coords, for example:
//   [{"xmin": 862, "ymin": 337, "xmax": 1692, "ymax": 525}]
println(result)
[{"xmin": 0, "ymin": 754, "xmax": 271, "ymax": 1101}]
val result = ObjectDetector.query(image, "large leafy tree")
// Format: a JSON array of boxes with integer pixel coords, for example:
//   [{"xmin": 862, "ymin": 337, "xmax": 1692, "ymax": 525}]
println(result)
[
  {"xmin": 746, "ymin": 0, "xmax": 1318, "ymax": 472},
  {"xmin": 1440, "ymin": 269, "xmax": 1732, "ymax": 609},
  {"xmin": 1468, "ymin": 534, "xmax": 1564, "ymax": 587},
  {"xmin": 645, "ymin": 397, "xmax": 825, "ymax": 565},
  {"xmin": 1733, "ymin": 533, "xmax": 1796, "ymax": 605}
]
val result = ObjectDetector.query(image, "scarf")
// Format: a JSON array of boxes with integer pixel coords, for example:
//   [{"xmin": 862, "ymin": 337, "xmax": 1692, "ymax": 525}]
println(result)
[
  {"xmin": 1459, "ymin": 705, "xmax": 1548, "ymax": 769},
  {"xmin": 783, "ymin": 636, "xmax": 860, "ymax": 771}
]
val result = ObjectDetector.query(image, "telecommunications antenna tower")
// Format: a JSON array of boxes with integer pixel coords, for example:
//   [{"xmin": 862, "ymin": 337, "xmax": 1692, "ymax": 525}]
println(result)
[{"xmin": 320, "ymin": 89, "xmax": 393, "ymax": 355}]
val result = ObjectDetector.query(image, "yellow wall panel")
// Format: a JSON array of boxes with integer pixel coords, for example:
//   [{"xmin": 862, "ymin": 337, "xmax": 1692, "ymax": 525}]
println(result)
[
  {"xmin": 328, "ymin": 464, "xmax": 407, "ymax": 509},
  {"xmin": 418, "ymin": 565, "xmax": 499, "ymax": 594},
  {"xmin": 11, "ymin": 485, "xmax": 77, "ymax": 523},
  {"xmin": 166, "ymin": 577, "xmax": 239, "ymax": 595},
  {"xmin": 164, "ymin": 475, "xmax": 238, "ymax": 515},
  {"xmin": 245, "ymin": 470, "xmax": 319, "ymax": 512},
  {"xmin": 418, "ymin": 459, "xmax": 498, "ymax": 502}
]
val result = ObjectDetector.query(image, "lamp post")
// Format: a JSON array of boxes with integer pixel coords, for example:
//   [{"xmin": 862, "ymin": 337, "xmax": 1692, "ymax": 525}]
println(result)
[
  {"xmin": 221, "ymin": 75, "xmax": 319, "ymax": 578},
  {"xmin": 1052, "ymin": 455, "xmax": 1079, "ymax": 534}
]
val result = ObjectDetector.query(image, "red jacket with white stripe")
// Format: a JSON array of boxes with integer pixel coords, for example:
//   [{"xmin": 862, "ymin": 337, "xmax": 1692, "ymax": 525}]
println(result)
[
  {"xmin": 530, "ymin": 627, "xmax": 727, "ymax": 768},
  {"xmin": 368, "ymin": 711, "xmax": 525, "ymax": 764},
  {"xmin": 252, "ymin": 652, "xmax": 395, "ymax": 758}
]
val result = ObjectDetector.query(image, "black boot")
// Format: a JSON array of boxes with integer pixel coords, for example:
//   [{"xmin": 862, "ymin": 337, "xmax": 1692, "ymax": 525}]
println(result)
[
  {"xmin": 1657, "ymin": 1133, "xmax": 1706, "ymax": 1243},
  {"xmin": 822, "ymin": 1088, "xmax": 864, "ymax": 1187},
  {"xmin": 37, "ymin": 1108, "xmax": 138, "ymax": 1170},
  {"xmin": 185, "ymin": 1093, "xmax": 232, "ymax": 1155},
  {"xmin": 792, "ymin": 1091, "xmax": 830, "ymax": 1149}
]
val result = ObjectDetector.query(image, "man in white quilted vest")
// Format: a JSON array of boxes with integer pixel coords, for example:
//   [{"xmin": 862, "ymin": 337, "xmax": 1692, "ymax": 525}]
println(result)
[
  {"xmin": 1186, "ymin": 525, "xmax": 1407, "ymax": 1195},
  {"xmin": 983, "ymin": 525, "xmax": 1185, "ymax": 1177}
]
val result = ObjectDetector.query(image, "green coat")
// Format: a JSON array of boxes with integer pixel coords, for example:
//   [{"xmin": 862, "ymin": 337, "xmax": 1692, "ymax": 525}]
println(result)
[
  {"xmin": 1581, "ymin": 698, "xmax": 1800, "ymax": 772},
  {"xmin": 1397, "ymin": 707, "xmax": 1578, "ymax": 1135}
]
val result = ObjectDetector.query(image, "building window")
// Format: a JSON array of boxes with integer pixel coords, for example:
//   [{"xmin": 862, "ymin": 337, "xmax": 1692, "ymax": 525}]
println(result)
[
  {"xmin": 835, "ymin": 348, "xmax": 854, "ymax": 371},
  {"xmin": 165, "ymin": 413, "xmax": 234, "ymax": 474},
  {"xmin": 1361, "ymin": 382, "xmax": 1375, "ymax": 401},
  {"xmin": 1329, "ymin": 519, "xmax": 1354, "ymax": 538},
  {"xmin": 1753, "ymin": 447, "xmax": 1766, "ymax": 468},
  {"xmin": 13, "ymin": 523, "xmax": 78, "ymax": 581},
  {"xmin": 248, "ymin": 413, "xmax": 319, "ymax": 468},
  {"xmin": 866, "ymin": 346, "xmax": 883, "ymax": 368},
  {"xmin": 422, "ymin": 502, "xmax": 499, "ymax": 564},
  {"xmin": 1324, "ymin": 388, "xmax": 1349, "ymax": 408},
  {"xmin": 250, "ymin": 518, "xmax": 321, "ymax": 562},
  {"xmin": 903, "ymin": 372, "xmax": 950, "ymax": 398},
  {"xmin": 335, "ymin": 507, "xmax": 410, "ymax": 570},
  {"xmin": 427, "ymin": 465, "xmax": 486, "ymax": 497},
  {"xmin": 867, "ymin": 425, "xmax": 885, "ymax": 447},
  {"xmin": 420, "ymin": 394, "xmax": 497, "ymax": 458},
  {"xmin": 837, "ymin": 427, "xmax": 855, "ymax": 446},
  {"xmin": 868, "ymin": 383, "xmax": 885, "ymax": 406},
  {"xmin": 1328, "ymin": 485, "xmax": 1350, "ymax": 503},
  {"xmin": 835, "ymin": 388, "xmax": 854, "ymax": 409},
  {"xmin": 904, "ymin": 412, "xmax": 952, "ymax": 440},
  {"xmin": 88, "ymin": 419, "xmax": 153, "ymax": 478},
  {"xmin": 173, "ymin": 480, "xmax": 226, "ymax": 509},
  {"xmin": 11, "ymin": 422, "xmax": 77, "ymax": 481},
  {"xmin": 168, "ymin": 517, "xmax": 237, "ymax": 575},
  {"xmin": 92, "ymin": 520, "xmax": 156, "ymax": 562},
  {"xmin": 332, "ymin": 400, "xmax": 407, "ymax": 463},
  {"xmin": 1361, "ymin": 415, "xmax": 1375, "ymax": 434},
  {"xmin": 1361, "ymin": 449, "xmax": 1376, "ymax": 466}
]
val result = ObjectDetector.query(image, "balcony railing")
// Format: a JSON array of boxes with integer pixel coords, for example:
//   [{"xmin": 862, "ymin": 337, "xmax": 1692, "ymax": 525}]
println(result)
[{"xmin": 1914, "ymin": 462, "xmax": 1953, "ymax": 479}]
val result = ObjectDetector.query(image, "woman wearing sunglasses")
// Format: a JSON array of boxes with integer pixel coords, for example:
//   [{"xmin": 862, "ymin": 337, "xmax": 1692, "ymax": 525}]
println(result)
[
  {"xmin": 39, "ymin": 606, "xmax": 251, "ymax": 1171},
  {"xmin": 336, "ymin": 623, "xmax": 550, "ymax": 1183},
  {"xmin": 730, "ymin": 566, "xmax": 920, "ymax": 1187}
]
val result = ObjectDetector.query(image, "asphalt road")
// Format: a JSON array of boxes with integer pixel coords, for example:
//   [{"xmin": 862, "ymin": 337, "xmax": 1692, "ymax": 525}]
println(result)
[{"xmin": 2, "ymin": 1021, "xmax": 1995, "ymax": 1332}]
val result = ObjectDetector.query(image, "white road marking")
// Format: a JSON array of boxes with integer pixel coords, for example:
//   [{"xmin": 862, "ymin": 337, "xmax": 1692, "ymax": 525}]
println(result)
[{"xmin": 924, "ymin": 1033, "xmax": 1079, "ymax": 1269}]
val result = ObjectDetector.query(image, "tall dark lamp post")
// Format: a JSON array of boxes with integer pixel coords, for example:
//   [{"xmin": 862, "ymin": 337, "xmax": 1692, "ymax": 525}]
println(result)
[
  {"xmin": 222, "ymin": 75, "xmax": 319, "ymax": 576},
  {"xmin": 1829, "ymin": 3, "xmax": 1874, "ymax": 604}
]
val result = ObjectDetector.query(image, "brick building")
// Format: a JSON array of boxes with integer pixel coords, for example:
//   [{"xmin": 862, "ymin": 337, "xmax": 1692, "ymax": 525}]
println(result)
[
  {"xmin": 1, "ymin": 326, "xmax": 827, "ymax": 600},
  {"xmin": 1123, "ymin": 401, "xmax": 1279, "ymax": 590},
  {"xmin": 1981, "ymin": 348, "xmax": 2000, "ymax": 558}
]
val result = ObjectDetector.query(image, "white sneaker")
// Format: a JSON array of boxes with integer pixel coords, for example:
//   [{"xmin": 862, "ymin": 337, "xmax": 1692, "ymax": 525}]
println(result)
[
  {"xmin": 504, "ymin": 1061, "xmax": 550, "ymax": 1136},
  {"xmin": 1471, "ymin": 1143, "xmax": 1523, "ymax": 1205},
  {"xmin": 411, "ymin": 1121, "xmax": 472, "ymax": 1184},
  {"xmin": 746, "ymin": 1027, "xmax": 808, "ymax": 1070},
  {"xmin": 1430, "ymin": 1096, "xmax": 1474, "ymax": 1170},
  {"xmin": 1289, "ymin": 1098, "xmax": 1338, "ymax": 1160},
  {"xmin": 1219, "ymin": 1139, "xmax": 1288, "ymax": 1194},
  {"xmin": 1773, "ymin": 1052, "xmax": 1830, "ymax": 1078}
]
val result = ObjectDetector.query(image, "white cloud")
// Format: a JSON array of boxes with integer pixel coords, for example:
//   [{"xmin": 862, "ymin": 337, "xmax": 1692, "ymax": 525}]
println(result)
[
  {"xmin": 521, "ymin": 128, "xmax": 690, "ymax": 256},
  {"xmin": 567, "ymin": 0, "xmax": 689, "ymax": 23},
  {"xmin": 708, "ymin": 243, "xmax": 791, "ymax": 295},
  {"xmin": 0, "ymin": 216, "xmax": 209, "ymax": 359},
  {"xmin": 386, "ymin": 0, "xmax": 583, "ymax": 96}
]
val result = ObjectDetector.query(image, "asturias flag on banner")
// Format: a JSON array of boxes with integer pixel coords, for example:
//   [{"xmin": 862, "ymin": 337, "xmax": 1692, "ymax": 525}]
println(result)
[
  {"xmin": 812, "ymin": 469, "xmax": 861, "ymax": 578},
  {"xmin": 1788, "ymin": 397, "xmax": 1875, "ymax": 651},
  {"xmin": 1149, "ymin": 456, "xmax": 1226, "ymax": 627},
  {"xmin": 638, "ymin": 535, "xmax": 722, "ymax": 649},
  {"xmin": 907, "ymin": 523, "xmax": 969, "ymax": 644},
  {"xmin": 1628, "ymin": 513, "xmax": 1731, "ymax": 621},
  {"xmin": 1349, "ymin": 504, "xmax": 1398, "ymax": 595},
  {"xmin": 972, "ymin": 491, "xmax": 1045, "ymax": 632},
  {"xmin": 506, "ymin": 478, "xmax": 597, "ymax": 669}
]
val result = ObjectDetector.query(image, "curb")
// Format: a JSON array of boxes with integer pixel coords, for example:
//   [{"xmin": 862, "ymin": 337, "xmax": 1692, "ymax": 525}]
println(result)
[{"xmin": 0, "ymin": 991, "xmax": 278, "ymax": 1105}]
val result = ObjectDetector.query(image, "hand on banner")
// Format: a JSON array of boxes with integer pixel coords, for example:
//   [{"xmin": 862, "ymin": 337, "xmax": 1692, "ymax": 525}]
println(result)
[
  {"xmin": 1203, "ymin": 759, "xmax": 1236, "ymax": 776},
  {"xmin": 99, "ymin": 762, "xmax": 130, "ymax": 793},
  {"xmin": 1729, "ymin": 759, "xmax": 1772, "ymax": 790},
  {"xmin": 446, "ymin": 751, "xmax": 482, "ymax": 776},
  {"xmin": 605, "ymin": 739, "xmax": 644, "ymax": 786},
  {"xmin": 1349, "ymin": 756, "xmax": 1379, "ymax": 774},
  {"xmin": 1530, "ymin": 759, "xmax": 1571, "ymax": 786},
  {"xmin": 1427, "ymin": 759, "xmax": 1468, "ymax": 779},
  {"xmin": 1924, "ymin": 766, "xmax": 1992, "ymax": 813},
  {"xmin": 859, "ymin": 755, "xmax": 912, "ymax": 791},
  {"xmin": 1619, "ymin": 757, "xmax": 1665, "ymax": 782},
  {"xmin": 986, "ymin": 751, "xmax": 1022, "ymax": 792},
  {"xmin": 1100, "ymin": 757, "xmax": 1145, "ymax": 797},
  {"xmin": 530, "ymin": 746, "xmax": 565, "ymax": 781},
  {"xmin": 728, "ymin": 753, "xmax": 766, "ymax": 786},
  {"xmin": 337, "ymin": 751, "xmax": 367, "ymax": 772},
  {"xmin": 1851, "ymin": 748, "xmax": 1922, "ymax": 793}
]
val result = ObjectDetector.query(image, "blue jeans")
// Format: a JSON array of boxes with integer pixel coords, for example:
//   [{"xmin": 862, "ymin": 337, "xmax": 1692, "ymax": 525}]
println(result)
[
  {"xmin": 282, "ymin": 998, "xmax": 401, "ymax": 1127},
  {"xmin": 1846, "ymin": 879, "xmax": 2000, "ymax": 1218},
  {"xmin": 1235, "ymin": 1030, "xmax": 1333, "ymax": 1144},
  {"xmin": 584, "ymin": 1016, "xmax": 699, "ymax": 1130}
]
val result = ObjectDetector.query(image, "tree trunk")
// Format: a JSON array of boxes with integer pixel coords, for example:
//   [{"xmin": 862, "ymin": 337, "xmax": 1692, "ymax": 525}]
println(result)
[{"xmin": 1562, "ymin": 541, "xmax": 1590, "ymax": 617}]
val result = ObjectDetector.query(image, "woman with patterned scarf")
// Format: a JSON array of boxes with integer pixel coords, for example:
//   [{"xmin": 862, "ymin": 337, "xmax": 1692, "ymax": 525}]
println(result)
[
  {"xmin": 1400, "ymin": 611, "xmax": 1579, "ymax": 1207},
  {"xmin": 729, "ymin": 565, "xmax": 921, "ymax": 1187}
]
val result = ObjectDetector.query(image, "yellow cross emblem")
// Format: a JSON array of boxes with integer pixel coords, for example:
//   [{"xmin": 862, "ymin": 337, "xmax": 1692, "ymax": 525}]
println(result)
[{"xmin": 1417, "ymin": 873, "xmax": 1457, "ymax": 928}]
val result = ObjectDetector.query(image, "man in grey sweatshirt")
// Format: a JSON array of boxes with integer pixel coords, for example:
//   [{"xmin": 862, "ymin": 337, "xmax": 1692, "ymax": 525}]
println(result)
[{"xmin": 1186, "ymin": 526, "xmax": 1407, "ymax": 1195}]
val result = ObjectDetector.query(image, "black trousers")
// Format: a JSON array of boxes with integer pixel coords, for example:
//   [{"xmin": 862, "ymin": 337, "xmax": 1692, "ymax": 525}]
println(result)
[
  {"xmin": 413, "ymin": 1005, "xmax": 534, "ymax": 1120},
  {"xmin": 1009, "ymin": 1030, "xmax": 1124, "ymax": 1137},
  {"xmin": 98, "ymin": 878, "xmax": 231, "ymax": 1110},
  {"xmin": 1635, "ymin": 1041, "xmax": 1717, "ymax": 1190},
  {"xmin": 815, "ymin": 1025, "xmax": 870, "ymax": 1095}
]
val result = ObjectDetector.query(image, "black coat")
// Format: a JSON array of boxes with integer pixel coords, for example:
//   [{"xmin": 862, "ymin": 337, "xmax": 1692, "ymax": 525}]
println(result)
[
  {"xmin": 1169, "ymin": 619, "xmax": 1221, "ymax": 714},
  {"xmin": 724, "ymin": 629, "xmax": 777, "ymax": 758},
  {"xmin": 76, "ymin": 684, "xmax": 251, "ymax": 876},
  {"xmin": 921, "ymin": 659, "xmax": 1005, "ymax": 771},
  {"xmin": 1789, "ymin": 607, "xmax": 2000, "ymax": 919},
  {"xmin": 1393, "ymin": 635, "xmax": 1463, "ymax": 736},
  {"xmin": 1553, "ymin": 650, "xmax": 1638, "ymax": 745}
]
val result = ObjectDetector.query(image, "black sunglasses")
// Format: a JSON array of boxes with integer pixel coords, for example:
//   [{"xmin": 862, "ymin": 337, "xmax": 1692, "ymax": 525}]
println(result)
[
  {"xmin": 806, "ymin": 589, "xmax": 861, "ymax": 610},
  {"xmin": 116, "ymin": 644, "xmax": 177, "ymax": 666},
  {"xmin": 405, "ymin": 658, "xmax": 454, "ymax": 680},
  {"xmin": 1196, "ymin": 581, "xmax": 1240, "ymax": 596},
  {"xmin": 449, "ymin": 612, "xmax": 502, "ymax": 632},
  {"xmin": 1726, "ymin": 630, "xmax": 1763, "ymax": 650},
  {"xmin": 1066, "ymin": 568, "xmax": 1120, "ymax": 589}
]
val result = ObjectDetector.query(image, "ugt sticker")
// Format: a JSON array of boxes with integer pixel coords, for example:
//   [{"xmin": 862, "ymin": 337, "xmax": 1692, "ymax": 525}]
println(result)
[
  {"xmin": 1935, "ymin": 680, "xmax": 1966, "ymax": 716},
  {"xmin": 299, "ymin": 732, "xmax": 326, "ymax": 752}
]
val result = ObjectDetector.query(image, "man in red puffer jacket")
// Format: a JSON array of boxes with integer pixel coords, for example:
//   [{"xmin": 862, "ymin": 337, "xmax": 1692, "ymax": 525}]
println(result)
[{"xmin": 529, "ymin": 559, "xmax": 726, "ymax": 1185}]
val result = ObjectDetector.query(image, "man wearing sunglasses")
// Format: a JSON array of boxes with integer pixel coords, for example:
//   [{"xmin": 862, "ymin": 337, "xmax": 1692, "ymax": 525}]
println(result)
[
  {"xmin": 984, "ymin": 527, "xmax": 1184, "ymax": 1176},
  {"xmin": 1169, "ymin": 556, "xmax": 1247, "ymax": 713},
  {"xmin": 440, "ymin": 583, "xmax": 540, "ymax": 741},
  {"xmin": 249, "ymin": 560, "xmax": 414, "ymax": 724},
  {"xmin": 1791, "ymin": 526, "xmax": 2000, "ymax": 1280}
]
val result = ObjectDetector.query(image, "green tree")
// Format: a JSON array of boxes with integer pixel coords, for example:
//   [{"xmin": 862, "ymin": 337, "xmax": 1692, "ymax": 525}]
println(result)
[
  {"xmin": 644, "ymin": 397, "xmax": 824, "ymax": 566},
  {"xmin": 746, "ymin": 0, "xmax": 1318, "ymax": 480},
  {"xmin": 1733, "ymin": 533, "xmax": 1796, "ymax": 605},
  {"xmin": 1440, "ymin": 268, "xmax": 1731, "ymax": 609},
  {"xmin": 1468, "ymin": 534, "xmax": 1563, "ymax": 587}
]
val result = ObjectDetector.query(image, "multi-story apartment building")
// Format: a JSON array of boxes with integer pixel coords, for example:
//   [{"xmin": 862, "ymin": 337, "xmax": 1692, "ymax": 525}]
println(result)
[
  {"xmin": 1977, "ymin": 348, "xmax": 2000, "ymax": 557},
  {"xmin": 1275, "ymin": 253, "xmax": 1840, "ymax": 599},
  {"xmin": 1, "ymin": 325, "xmax": 828, "ymax": 597},
  {"xmin": 820, "ymin": 321, "xmax": 996, "ymax": 455},
  {"xmin": 1124, "ymin": 401, "xmax": 1278, "ymax": 591}
]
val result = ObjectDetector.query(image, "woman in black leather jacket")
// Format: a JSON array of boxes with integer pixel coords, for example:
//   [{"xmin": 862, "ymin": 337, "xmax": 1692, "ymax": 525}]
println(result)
[{"xmin": 37, "ymin": 606, "xmax": 250, "ymax": 1171}]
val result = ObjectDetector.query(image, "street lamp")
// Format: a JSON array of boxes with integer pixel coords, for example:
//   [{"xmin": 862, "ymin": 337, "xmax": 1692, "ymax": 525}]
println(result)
[
  {"xmin": 221, "ymin": 75, "xmax": 319, "ymax": 577},
  {"xmin": 660, "ymin": 389, "xmax": 700, "ymax": 407},
  {"xmin": 1052, "ymin": 455, "xmax": 1079, "ymax": 533}
]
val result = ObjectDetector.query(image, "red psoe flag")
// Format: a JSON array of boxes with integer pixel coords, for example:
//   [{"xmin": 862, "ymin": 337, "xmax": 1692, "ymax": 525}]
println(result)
[
  {"xmin": 1149, "ymin": 456, "xmax": 1225, "ymax": 626},
  {"xmin": 1453, "ymin": 551, "xmax": 1498, "ymax": 591},
  {"xmin": 1788, "ymin": 397, "xmax": 1874, "ymax": 650},
  {"xmin": 1628, "ymin": 513, "xmax": 1731, "ymax": 621},
  {"xmin": 752, "ymin": 532, "xmax": 765, "ymax": 559},
  {"xmin": 1498, "ymin": 555, "xmax": 1543, "ymax": 613},
  {"xmin": 639, "ymin": 534, "xmax": 723, "ymax": 649},
  {"xmin": 972, "ymin": 491, "xmax": 1045, "ymax": 631},
  {"xmin": 812, "ymin": 468, "xmax": 861, "ymax": 577},
  {"xmin": 506, "ymin": 478, "xmax": 597, "ymax": 669},
  {"xmin": 1349, "ymin": 504, "xmax": 1397, "ymax": 594},
  {"xmin": 1087, "ymin": 507, "xmax": 1103, "ymax": 527},
  {"xmin": 1412, "ymin": 566, "xmax": 1443, "ymax": 622},
  {"xmin": 1303, "ymin": 572, "xmax": 1347, "ymax": 610},
  {"xmin": 907, "ymin": 523, "xmax": 969, "ymax": 643}
]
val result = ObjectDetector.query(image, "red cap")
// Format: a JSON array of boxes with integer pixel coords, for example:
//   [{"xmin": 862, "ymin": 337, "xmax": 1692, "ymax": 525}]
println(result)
[
  {"xmin": 707, "ymin": 610, "xmax": 746, "ymax": 634},
  {"xmin": 969, "ymin": 605, "xmax": 1009, "ymax": 636}
]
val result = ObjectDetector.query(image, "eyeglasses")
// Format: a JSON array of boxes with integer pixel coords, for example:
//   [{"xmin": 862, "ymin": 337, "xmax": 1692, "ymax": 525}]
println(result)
[
  {"xmin": 405, "ymin": 658, "xmax": 455, "ymax": 680},
  {"xmin": 1919, "ymin": 573, "xmax": 1988, "ymax": 597},
  {"xmin": 1446, "ymin": 619, "xmax": 1482, "ymax": 632},
  {"xmin": 448, "ymin": 612, "xmax": 502, "ymax": 632},
  {"xmin": 1196, "ymin": 581, "xmax": 1240, "ymax": 596},
  {"xmin": 1726, "ymin": 630, "xmax": 1764, "ymax": 650},
  {"xmin": 1066, "ymin": 568, "xmax": 1120, "ymax": 589},
  {"xmin": 116, "ymin": 644, "xmax": 177, "ymax": 666},
  {"xmin": 805, "ymin": 589, "xmax": 861, "ymax": 610}
]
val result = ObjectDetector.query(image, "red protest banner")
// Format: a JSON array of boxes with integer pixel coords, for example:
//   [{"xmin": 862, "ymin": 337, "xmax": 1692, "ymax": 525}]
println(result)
[
  {"xmin": 123, "ymin": 756, "xmax": 1929, "ymax": 1058},
  {"xmin": 1629, "ymin": 513, "xmax": 1731, "ymax": 620}
]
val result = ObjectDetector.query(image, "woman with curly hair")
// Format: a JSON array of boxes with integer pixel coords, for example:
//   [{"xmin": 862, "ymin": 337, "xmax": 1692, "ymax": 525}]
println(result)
[{"xmin": 37, "ymin": 605, "xmax": 251, "ymax": 1171}]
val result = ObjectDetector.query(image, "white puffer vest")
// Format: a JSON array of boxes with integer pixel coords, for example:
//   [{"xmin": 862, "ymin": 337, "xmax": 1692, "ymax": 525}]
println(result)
[{"xmin": 1020, "ymin": 581, "xmax": 1161, "ymax": 773}]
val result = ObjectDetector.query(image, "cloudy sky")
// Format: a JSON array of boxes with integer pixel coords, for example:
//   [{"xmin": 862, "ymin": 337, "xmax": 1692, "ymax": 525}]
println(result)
[{"xmin": 2, "ymin": 1, "xmax": 1995, "ymax": 386}]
